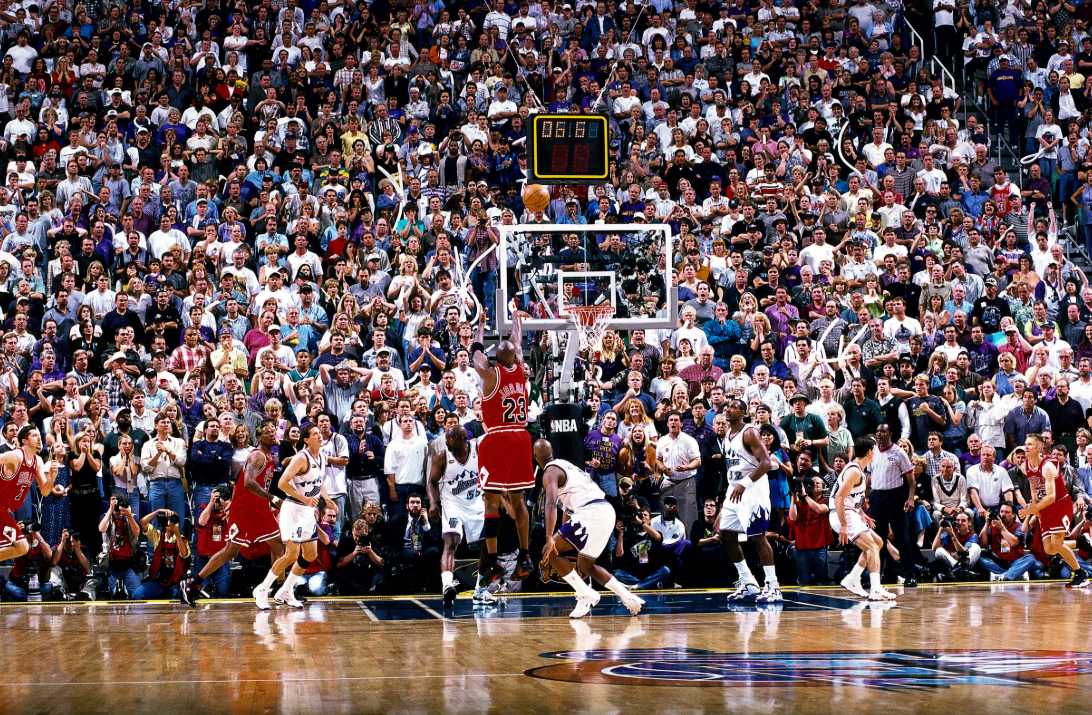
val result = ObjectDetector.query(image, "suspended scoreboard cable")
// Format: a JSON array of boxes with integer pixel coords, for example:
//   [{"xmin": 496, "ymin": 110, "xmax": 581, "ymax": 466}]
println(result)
[{"xmin": 528, "ymin": 114, "xmax": 609, "ymax": 184}]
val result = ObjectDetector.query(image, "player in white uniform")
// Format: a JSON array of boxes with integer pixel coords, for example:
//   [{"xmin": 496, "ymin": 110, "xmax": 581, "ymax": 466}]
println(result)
[
  {"xmin": 427, "ymin": 423, "xmax": 497, "ymax": 608},
  {"xmin": 534, "ymin": 439, "xmax": 644, "ymax": 618},
  {"xmin": 718, "ymin": 399, "xmax": 781, "ymax": 604},
  {"xmin": 254, "ymin": 424, "xmax": 330, "ymax": 609},
  {"xmin": 829, "ymin": 436, "xmax": 896, "ymax": 601}
]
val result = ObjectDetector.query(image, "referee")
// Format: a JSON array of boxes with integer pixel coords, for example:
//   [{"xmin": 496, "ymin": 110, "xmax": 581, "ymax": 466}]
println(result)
[{"xmin": 868, "ymin": 423, "xmax": 918, "ymax": 587}]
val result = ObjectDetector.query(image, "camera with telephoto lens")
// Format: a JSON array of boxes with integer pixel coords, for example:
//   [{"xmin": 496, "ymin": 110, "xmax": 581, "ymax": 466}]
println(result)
[
  {"xmin": 115, "ymin": 495, "xmax": 129, "ymax": 511},
  {"xmin": 788, "ymin": 477, "xmax": 804, "ymax": 497},
  {"xmin": 619, "ymin": 501, "xmax": 640, "ymax": 525},
  {"xmin": 26, "ymin": 521, "xmax": 41, "ymax": 533},
  {"xmin": 156, "ymin": 511, "xmax": 181, "ymax": 529},
  {"xmin": 941, "ymin": 517, "xmax": 954, "ymax": 529}
]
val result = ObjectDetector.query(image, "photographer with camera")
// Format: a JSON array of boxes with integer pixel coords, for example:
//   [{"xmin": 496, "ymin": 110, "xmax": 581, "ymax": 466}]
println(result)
[
  {"xmin": 788, "ymin": 476, "xmax": 833, "ymax": 585},
  {"xmin": 193, "ymin": 485, "xmax": 233, "ymax": 598},
  {"xmin": 4, "ymin": 521, "xmax": 54, "ymax": 601},
  {"xmin": 931, "ymin": 512, "xmax": 982, "ymax": 578},
  {"xmin": 98, "ymin": 494, "xmax": 143, "ymax": 599},
  {"xmin": 977, "ymin": 502, "xmax": 1044, "ymax": 581},
  {"xmin": 336, "ymin": 517, "xmax": 385, "ymax": 595},
  {"xmin": 131, "ymin": 508, "xmax": 191, "ymax": 600},
  {"xmin": 613, "ymin": 496, "xmax": 670, "ymax": 590},
  {"xmin": 48, "ymin": 527, "xmax": 93, "ymax": 600}
]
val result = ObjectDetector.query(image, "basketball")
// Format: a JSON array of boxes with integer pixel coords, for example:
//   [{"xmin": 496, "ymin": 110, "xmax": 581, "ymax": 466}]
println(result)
[{"xmin": 523, "ymin": 183, "xmax": 551, "ymax": 212}]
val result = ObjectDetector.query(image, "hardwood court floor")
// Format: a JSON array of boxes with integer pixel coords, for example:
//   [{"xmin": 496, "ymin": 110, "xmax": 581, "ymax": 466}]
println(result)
[{"xmin": 3, "ymin": 583, "xmax": 1092, "ymax": 714}]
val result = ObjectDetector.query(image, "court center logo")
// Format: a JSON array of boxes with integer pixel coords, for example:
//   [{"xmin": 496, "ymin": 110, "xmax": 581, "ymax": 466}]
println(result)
[{"xmin": 525, "ymin": 649, "xmax": 1092, "ymax": 690}]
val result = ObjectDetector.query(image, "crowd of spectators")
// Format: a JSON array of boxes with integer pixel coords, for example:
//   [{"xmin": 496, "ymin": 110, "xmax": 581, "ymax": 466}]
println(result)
[{"xmin": 3, "ymin": 0, "xmax": 1092, "ymax": 600}]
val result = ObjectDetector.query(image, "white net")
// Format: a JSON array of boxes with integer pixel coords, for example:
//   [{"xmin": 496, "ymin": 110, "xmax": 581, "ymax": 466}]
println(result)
[{"xmin": 567, "ymin": 305, "xmax": 615, "ymax": 355}]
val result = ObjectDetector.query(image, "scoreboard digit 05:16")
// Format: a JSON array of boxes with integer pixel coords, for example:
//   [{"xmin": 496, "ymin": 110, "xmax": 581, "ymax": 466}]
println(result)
[{"xmin": 528, "ymin": 114, "xmax": 609, "ymax": 185}]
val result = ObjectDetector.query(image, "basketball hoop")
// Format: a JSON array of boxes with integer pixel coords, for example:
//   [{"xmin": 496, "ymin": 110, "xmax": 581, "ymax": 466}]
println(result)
[{"xmin": 567, "ymin": 305, "xmax": 615, "ymax": 354}]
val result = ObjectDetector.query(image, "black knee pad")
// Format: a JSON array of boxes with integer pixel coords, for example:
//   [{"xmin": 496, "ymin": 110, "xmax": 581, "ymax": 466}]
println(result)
[{"xmin": 297, "ymin": 555, "xmax": 311, "ymax": 570}]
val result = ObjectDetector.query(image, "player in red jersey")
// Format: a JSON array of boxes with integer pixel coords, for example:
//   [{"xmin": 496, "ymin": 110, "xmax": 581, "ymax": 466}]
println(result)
[
  {"xmin": 472, "ymin": 312, "xmax": 535, "ymax": 583},
  {"xmin": 1019, "ymin": 433, "xmax": 1088, "ymax": 587},
  {"xmin": 0, "ymin": 426, "xmax": 57, "ymax": 561},
  {"xmin": 180, "ymin": 419, "xmax": 287, "ymax": 605}
]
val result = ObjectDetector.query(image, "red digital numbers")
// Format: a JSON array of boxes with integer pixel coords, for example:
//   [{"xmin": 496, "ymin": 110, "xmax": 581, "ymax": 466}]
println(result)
[
  {"xmin": 572, "ymin": 145, "xmax": 589, "ymax": 173},
  {"xmin": 550, "ymin": 145, "xmax": 570, "ymax": 173}
]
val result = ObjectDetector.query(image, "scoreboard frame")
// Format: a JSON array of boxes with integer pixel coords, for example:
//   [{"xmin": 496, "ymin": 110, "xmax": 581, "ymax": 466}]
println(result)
[{"xmin": 527, "ymin": 114, "xmax": 609, "ymax": 185}]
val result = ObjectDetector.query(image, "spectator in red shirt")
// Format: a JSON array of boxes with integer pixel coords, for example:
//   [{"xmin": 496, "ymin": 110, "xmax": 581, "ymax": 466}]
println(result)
[{"xmin": 788, "ymin": 475, "xmax": 834, "ymax": 585}]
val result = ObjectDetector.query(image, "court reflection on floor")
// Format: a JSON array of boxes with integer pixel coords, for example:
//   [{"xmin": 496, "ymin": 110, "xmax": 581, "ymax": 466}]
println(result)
[{"xmin": 2, "ymin": 585, "xmax": 1092, "ymax": 714}]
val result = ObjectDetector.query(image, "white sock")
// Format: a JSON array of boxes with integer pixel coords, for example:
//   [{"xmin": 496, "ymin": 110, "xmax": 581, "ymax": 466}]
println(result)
[
  {"xmin": 849, "ymin": 563, "xmax": 865, "ymax": 582},
  {"xmin": 763, "ymin": 565, "xmax": 778, "ymax": 587},
  {"xmin": 604, "ymin": 576, "xmax": 634, "ymax": 600},
  {"xmin": 563, "ymin": 569, "xmax": 595, "ymax": 597},
  {"xmin": 869, "ymin": 572, "xmax": 882, "ymax": 592},
  {"xmin": 735, "ymin": 560, "xmax": 755, "ymax": 585},
  {"xmin": 442, "ymin": 571, "xmax": 455, "ymax": 590},
  {"xmin": 278, "ymin": 570, "xmax": 301, "ymax": 594},
  {"xmin": 475, "ymin": 573, "xmax": 482, "ymax": 591},
  {"xmin": 260, "ymin": 570, "xmax": 278, "ymax": 590}
]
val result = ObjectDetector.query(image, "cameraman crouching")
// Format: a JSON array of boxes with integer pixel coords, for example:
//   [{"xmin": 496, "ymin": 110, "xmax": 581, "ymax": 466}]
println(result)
[
  {"xmin": 194, "ymin": 486, "xmax": 232, "ymax": 597},
  {"xmin": 337, "ymin": 517, "xmax": 385, "ymax": 595},
  {"xmin": 48, "ymin": 528, "xmax": 93, "ymax": 600},
  {"xmin": 788, "ymin": 476, "xmax": 833, "ymax": 585},
  {"xmin": 613, "ymin": 497, "xmax": 669, "ymax": 590},
  {"xmin": 931, "ymin": 512, "xmax": 981, "ymax": 576},
  {"xmin": 132, "ymin": 509, "xmax": 191, "ymax": 600},
  {"xmin": 98, "ymin": 495, "xmax": 143, "ymax": 598},
  {"xmin": 4, "ymin": 522, "xmax": 54, "ymax": 601},
  {"xmin": 977, "ymin": 502, "xmax": 1044, "ymax": 581},
  {"xmin": 299, "ymin": 503, "xmax": 339, "ymax": 597}
]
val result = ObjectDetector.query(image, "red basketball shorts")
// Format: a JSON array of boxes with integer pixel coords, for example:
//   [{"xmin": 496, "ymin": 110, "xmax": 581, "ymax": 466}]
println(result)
[{"xmin": 478, "ymin": 427, "xmax": 535, "ymax": 492}]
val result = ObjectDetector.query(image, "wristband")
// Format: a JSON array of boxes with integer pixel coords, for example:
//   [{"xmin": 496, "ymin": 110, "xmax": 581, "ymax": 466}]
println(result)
[
  {"xmin": 471, "ymin": 341, "xmax": 485, "ymax": 355},
  {"xmin": 738, "ymin": 479, "xmax": 751, "ymax": 492}
]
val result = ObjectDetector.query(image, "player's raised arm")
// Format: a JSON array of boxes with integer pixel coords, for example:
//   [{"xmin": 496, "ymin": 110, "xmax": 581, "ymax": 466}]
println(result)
[
  {"xmin": 472, "ymin": 316, "xmax": 490, "ymax": 373},
  {"xmin": 510, "ymin": 310, "xmax": 524, "ymax": 364},
  {"xmin": 37, "ymin": 454, "xmax": 58, "ymax": 496}
]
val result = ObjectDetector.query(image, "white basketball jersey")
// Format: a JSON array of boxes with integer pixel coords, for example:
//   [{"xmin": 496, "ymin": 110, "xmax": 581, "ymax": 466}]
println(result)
[
  {"xmin": 441, "ymin": 440, "xmax": 481, "ymax": 506},
  {"xmin": 725, "ymin": 424, "xmax": 762, "ymax": 486},
  {"xmin": 549, "ymin": 458, "xmax": 605, "ymax": 514},
  {"xmin": 289, "ymin": 449, "xmax": 326, "ymax": 503},
  {"xmin": 830, "ymin": 463, "xmax": 866, "ymax": 513}
]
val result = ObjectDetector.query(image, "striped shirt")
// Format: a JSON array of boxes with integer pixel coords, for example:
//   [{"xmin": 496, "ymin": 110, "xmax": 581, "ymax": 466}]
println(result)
[
  {"xmin": 925, "ymin": 448, "xmax": 963, "ymax": 482},
  {"xmin": 870, "ymin": 442, "xmax": 914, "ymax": 490}
]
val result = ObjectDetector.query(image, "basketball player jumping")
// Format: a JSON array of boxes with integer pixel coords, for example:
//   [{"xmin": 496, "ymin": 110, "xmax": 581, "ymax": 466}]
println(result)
[
  {"xmin": 535, "ymin": 439, "xmax": 644, "ymax": 618},
  {"xmin": 830, "ymin": 436, "xmax": 897, "ymax": 601},
  {"xmin": 254, "ymin": 424, "xmax": 330, "ymax": 609},
  {"xmin": 472, "ymin": 313, "xmax": 535, "ymax": 583},
  {"xmin": 719, "ymin": 399, "xmax": 781, "ymax": 603},
  {"xmin": 0, "ymin": 426, "xmax": 57, "ymax": 562},
  {"xmin": 181, "ymin": 420, "xmax": 286, "ymax": 606},
  {"xmin": 1019, "ymin": 433, "xmax": 1088, "ymax": 587},
  {"xmin": 428, "ymin": 424, "xmax": 497, "ymax": 608}
]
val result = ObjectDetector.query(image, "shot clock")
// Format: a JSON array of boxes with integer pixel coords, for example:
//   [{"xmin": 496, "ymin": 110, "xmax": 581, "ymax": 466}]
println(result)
[{"xmin": 528, "ymin": 114, "xmax": 609, "ymax": 184}]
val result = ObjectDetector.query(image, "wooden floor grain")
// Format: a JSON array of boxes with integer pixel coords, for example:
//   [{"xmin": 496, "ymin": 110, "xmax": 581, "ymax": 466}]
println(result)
[{"xmin": 2, "ymin": 584, "xmax": 1092, "ymax": 714}]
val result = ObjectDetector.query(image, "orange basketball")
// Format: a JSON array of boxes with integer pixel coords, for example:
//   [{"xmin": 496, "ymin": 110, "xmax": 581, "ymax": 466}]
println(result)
[{"xmin": 523, "ymin": 183, "xmax": 551, "ymax": 213}]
